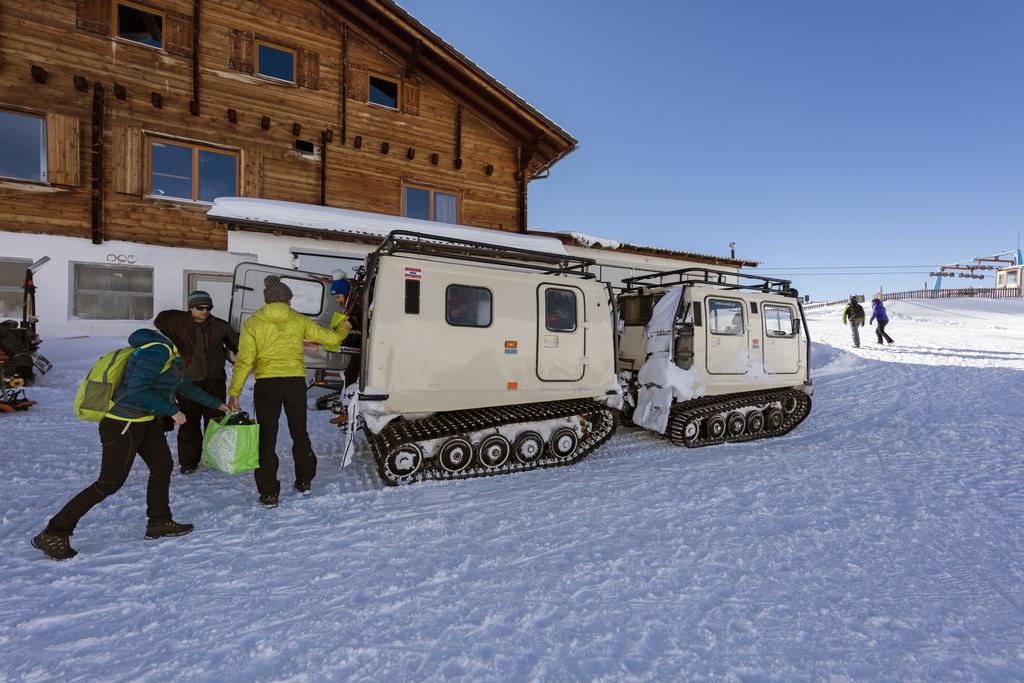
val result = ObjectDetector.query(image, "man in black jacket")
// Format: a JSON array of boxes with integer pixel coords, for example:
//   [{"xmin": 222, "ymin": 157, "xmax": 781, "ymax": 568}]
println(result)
[{"xmin": 177, "ymin": 291, "xmax": 239, "ymax": 474}]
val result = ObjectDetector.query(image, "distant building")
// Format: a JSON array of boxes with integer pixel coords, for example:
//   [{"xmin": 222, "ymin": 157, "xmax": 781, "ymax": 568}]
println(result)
[{"xmin": 996, "ymin": 265, "xmax": 1022, "ymax": 289}]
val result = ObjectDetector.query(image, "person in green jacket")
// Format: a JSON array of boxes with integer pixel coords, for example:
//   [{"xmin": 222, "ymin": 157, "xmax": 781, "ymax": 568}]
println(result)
[
  {"xmin": 32, "ymin": 312, "xmax": 230, "ymax": 561},
  {"xmin": 227, "ymin": 275, "xmax": 348, "ymax": 508},
  {"xmin": 841, "ymin": 296, "xmax": 866, "ymax": 348}
]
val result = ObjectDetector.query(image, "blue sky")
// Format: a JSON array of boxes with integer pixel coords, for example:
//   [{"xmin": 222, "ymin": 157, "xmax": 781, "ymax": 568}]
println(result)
[{"xmin": 399, "ymin": 0, "xmax": 1024, "ymax": 299}]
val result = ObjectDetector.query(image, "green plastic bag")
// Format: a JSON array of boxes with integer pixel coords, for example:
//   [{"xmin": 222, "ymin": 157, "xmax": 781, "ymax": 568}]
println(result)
[{"xmin": 202, "ymin": 414, "xmax": 260, "ymax": 474}]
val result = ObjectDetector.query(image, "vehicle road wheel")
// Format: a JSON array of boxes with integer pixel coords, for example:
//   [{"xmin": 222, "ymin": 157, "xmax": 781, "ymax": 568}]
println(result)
[
  {"xmin": 726, "ymin": 412, "xmax": 746, "ymax": 437},
  {"xmin": 782, "ymin": 396, "xmax": 799, "ymax": 414},
  {"xmin": 513, "ymin": 431, "xmax": 545, "ymax": 463},
  {"xmin": 706, "ymin": 414, "xmax": 727, "ymax": 440},
  {"xmin": 549, "ymin": 428, "xmax": 579, "ymax": 459},
  {"xmin": 438, "ymin": 437, "xmax": 474, "ymax": 474},
  {"xmin": 746, "ymin": 411, "xmax": 765, "ymax": 434},
  {"xmin": 766, "ymin": 407, "xmax": 785, "ymax": 431},
  {"xmin": 478, "ymin": 435, "xmax": 511, "ymax": 469},
  {"xmin": 682, "ymin": 417, "xmax": 702, "ymax": 444},
  {"xmin": 384, "ymin": 444, "xmax": 423, "ymax": 482}
]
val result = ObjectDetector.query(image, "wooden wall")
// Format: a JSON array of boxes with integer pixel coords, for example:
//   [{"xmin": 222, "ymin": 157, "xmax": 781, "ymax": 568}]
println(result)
[{"xmin": 0, "ymin": 0, "xmax": 523, "ymax": 252}]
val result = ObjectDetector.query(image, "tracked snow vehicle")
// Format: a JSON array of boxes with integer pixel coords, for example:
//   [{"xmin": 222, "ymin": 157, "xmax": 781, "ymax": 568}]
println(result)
[
  {"xmin": 233, "ymin": 230, "xmax": 619, "ymax": 485},
  {"xmin": 617, "ymin": 268, "xmax": 812, "ymax": 446}
]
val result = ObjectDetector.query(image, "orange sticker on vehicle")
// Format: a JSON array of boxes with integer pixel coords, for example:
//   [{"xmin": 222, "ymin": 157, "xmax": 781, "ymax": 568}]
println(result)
[
  {"xmin": 505, "ymin": 340, "xmax": 518, "ymax": 354},
  {"xmin": 507, "ymin": 381, "xmax": 518, "ymax": 391}
]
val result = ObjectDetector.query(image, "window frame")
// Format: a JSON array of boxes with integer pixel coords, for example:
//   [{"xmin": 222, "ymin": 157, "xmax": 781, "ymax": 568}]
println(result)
[
  {"xmin": 707, "ymin": 297, "xmax": 746, "ymax": 337},
  {"xmin": 145, "ymin": 136, "xmax": 240, "ymax": 204},
  {"xmin": 254, "ymin": 40, "xmax": 297, "ymax": 85},
  {"xmin": 445, "ymin": 284, "xmax": 493, "ymax": 329},
  {"xmin": 1008, "ymin": 270, "xmax": 1019, "ymax": 287},
  {"xmin": 0, "ymin": 109, "xmax": 47, "ymax": 184},
  {"xmin": 0, "ymin": 258, "xmax": 31, "ymax": 319},
  {"xmin": 72, "ymin": 262, "xmax": 155, "ymax": 321},
  {"xmin": 402, "ymin": 182, "xmax": 461, "ymax": 224},
  {"xmin": 368, "ymin": 73, "xmax": 401, "ymax": 110},
  {"xmin": 115, "ymin": 0, "xmax": 166, "ymax": 50},
  {"xmin": 544, "ymin": 288, "xmax": 578, "ymax": 333},
  {"xmin": 762, "ymin": 303, "xmax": 796, "ymax": 338}
]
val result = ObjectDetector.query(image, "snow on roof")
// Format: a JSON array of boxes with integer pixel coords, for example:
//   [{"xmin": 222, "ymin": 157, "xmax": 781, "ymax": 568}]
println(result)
[
  {"xmin": 207, "ymin": 198, "xmax": 569, "ymax": 256},
  {"xmin": 531, "ymin": 226, "xmax": 621, "ymax": 250},
  {"xmin": 529, "ymin": 226, "xmax": 756, "ymax": 266}
]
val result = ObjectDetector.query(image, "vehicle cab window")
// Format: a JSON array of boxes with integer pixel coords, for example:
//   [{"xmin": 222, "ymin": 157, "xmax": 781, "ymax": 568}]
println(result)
[{"xmin": 708, "ymin": 298, "xmax": 744, "ymax": 335}]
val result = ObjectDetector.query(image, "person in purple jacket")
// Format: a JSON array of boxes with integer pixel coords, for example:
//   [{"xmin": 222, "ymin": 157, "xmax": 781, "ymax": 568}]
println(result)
[{"xmin": 869, "ymin": 297, "xmax": 895, "ymax": 345}]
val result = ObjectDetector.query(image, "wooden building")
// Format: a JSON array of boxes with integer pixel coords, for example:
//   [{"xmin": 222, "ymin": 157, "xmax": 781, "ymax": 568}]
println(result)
[{"xmin": 0, "ymin": 0, "xmax": 749, "ymax": 337}]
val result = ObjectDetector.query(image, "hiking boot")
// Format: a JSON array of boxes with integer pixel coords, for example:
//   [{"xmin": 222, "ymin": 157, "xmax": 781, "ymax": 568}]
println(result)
[
  {"xmin": 259, "ymin": 492, "xmax": 279, "ymax": 509},
  {"xmin": 180, "ymin": 464, "xmax": 199, "ymax": 475},
  {"xmin": 294, "ymin": 480, "xmax": 312, "ymax": 496},
  {"xmin": 145, "ymin": 520, "xmax": 194, "ymax": 539},
  {"xmin": 32, "ymin": 531, "xmax": 77, "ymax": 561}
]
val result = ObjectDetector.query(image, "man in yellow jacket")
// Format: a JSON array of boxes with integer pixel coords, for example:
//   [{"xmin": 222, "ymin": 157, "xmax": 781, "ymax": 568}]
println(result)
[{"xmin": 228, "ymin": 275, "xmax": 351, "ymax": 507}]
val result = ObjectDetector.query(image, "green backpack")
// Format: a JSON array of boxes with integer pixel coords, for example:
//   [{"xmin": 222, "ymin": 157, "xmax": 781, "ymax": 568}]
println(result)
[{"xmin": 73, "ymin": 342, "xmax": 171, "ymax": 422}]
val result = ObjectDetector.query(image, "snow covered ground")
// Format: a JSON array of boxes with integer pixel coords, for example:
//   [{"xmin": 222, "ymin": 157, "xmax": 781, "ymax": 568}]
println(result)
[{"xmin": 1, "ymin": 298, "xmax": 1023, "ymax": 681}]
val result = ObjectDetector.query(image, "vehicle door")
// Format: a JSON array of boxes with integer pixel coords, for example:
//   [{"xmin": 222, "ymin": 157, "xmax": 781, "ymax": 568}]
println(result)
[
  {"xmin": 230, "ymin": 262, "xmax": 350, "ymax": 372},
  {"xmin": 704, "ymin": 296, "xmax": 748, "ymax": 375},
  {"xmin": 537, "ymin": 284, "xmax": 586, "ymax": 381},
  {"xmin": 761, "ymin": 302, "xmax": 801, "ymax": 374}
]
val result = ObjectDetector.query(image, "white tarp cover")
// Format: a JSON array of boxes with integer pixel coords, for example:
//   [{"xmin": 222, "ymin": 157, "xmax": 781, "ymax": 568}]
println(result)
[
  {"xmin": 209, "ymin": 197, "xmax": 569, "ymax": 256},
  {"xmin": 632, "ymin": 289, "xmax": 704, "ymax": 433}
]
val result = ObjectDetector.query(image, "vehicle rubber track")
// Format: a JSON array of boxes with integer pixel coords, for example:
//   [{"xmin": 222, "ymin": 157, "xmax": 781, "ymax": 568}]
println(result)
[
  {"xmin": 666, "ymin": 388, "xmax": 811, "ymax": 447},
  {"xmin": 366, "ymin": 398, "xmax": 617, "ymax": 485}
]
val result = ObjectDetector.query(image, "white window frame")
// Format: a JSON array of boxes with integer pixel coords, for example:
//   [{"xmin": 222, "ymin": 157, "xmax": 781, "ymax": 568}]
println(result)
[
  {"xmin": 708, "ymin": 297, "xmax": 745, "ymax": 336},
  {"xmin": 72, "ymin": 262, "xmax": 154, "ymax": 321}
]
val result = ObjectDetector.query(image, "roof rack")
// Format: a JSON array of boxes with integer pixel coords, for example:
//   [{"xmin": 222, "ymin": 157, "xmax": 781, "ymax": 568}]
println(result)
[
  {"xmin": 377, "ymin": 230, "xmax": 597, "ymax": 278},
  {"xmin": 622, "ymin": 267, "xmax": 796, "ymax": 296}
]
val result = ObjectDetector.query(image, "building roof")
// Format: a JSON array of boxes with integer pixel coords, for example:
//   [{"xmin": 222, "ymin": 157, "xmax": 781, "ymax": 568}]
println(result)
[
  {"xmin": 329, "ymin": 0, "xmax": 577, "ymax": 178},
  {"xmin": 207, "ymin": 197, "xmax": 569, "ymax": 255},
  {"xmin": 527, "ymin": 228, "xmax": 759, "ymax": 268}
]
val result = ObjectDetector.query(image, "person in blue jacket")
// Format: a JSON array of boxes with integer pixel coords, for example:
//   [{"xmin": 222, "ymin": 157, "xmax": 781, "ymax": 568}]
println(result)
[
  {"xmin": 869, "ymin": 297, "xmax": 895, "ymax": 345},
  {"xmin": 32, "ymin": 311, "xmax": 230, "ymax": 561}
]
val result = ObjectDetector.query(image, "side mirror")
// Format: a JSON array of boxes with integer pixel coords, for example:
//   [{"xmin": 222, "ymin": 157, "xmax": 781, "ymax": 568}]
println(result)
[{"xmin": 792, "ymin": 318, "xmax": 801, "ymax": 335}]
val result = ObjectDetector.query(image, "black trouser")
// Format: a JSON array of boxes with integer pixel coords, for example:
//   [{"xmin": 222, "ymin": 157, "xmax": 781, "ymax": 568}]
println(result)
[
  {"xmin": 176, "ymin": 379, "xmax": 226, "ymax": 470},
  {"xmin": 876, "ymin": 320, "xmax": 894, "ymax": 344},
  {"xmin": 47, "ymin": 418, "xmax": 173, "ymax": 536},
  {"xmin": 253, "ymin": 377, "xmax": 316, "ymax": 495}
]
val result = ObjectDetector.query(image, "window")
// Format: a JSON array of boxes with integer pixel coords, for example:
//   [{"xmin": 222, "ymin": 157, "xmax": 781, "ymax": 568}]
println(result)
[
  {"xmin": 74, "ymin": 264, "xmax": 153, "ymax": 320},
  {"xmin": 148, "ymin": 138, "xmax": 238, "ymax": 203},
  {"xmin": 545, "ymin": 289, "xmax": 577, "ymax": 332},
  {"xmin": 1009, "ymin": 270, "xmax": 1019, "ymax": 287},
  {"xmin": 117, "ymin": 2, "xmax": 164, "ymax": 49},
  {"xmin": 404, "ymin": 185, "xmax": 458, "ymax": 224},
  {"xmin": 620, "ymin": 293, "xmax": 664, "ymax": 325},
  {"xmin": 278, "ymin": 277, "xmax": 324, "ymax": 316},
  {"xmin": 0, "ymin": 259, "xmax": 30, "ymax": 318},
  {"xmin": 369, "ymin": 76, "xmax": 399, "ymax": 109},
  {"xmin": 708, "ymin": 298, "xmax": 744, "ymax": 336},
  {"xmin": 446, "ymin": 285, "xmax": 491, "ymax": 327},
  {"xmin": 763, "ymin": 304, "xmax": 795, "ymax": 337},
  {"xmin": 0, "ymin": 111, "xmax": 46, "ymax": 183},
  {"xmin": 256, "ymin": 42, "xmax": 295, "ymax": 83}
]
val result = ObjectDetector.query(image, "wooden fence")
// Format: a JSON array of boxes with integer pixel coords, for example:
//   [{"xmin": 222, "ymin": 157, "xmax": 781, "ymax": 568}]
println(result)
[{"xmin": 803, "ymin": 287, "xmax": 1022, "ymax": 311}]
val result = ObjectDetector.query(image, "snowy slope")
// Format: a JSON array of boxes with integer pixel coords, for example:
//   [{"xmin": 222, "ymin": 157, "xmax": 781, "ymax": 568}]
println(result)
[{"xmin": 1, "ymin": 300, "xmax": 1023, "ymax": 681}]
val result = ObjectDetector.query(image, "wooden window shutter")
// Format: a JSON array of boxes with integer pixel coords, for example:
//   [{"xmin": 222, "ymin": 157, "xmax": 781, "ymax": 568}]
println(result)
[
  {"xmin": 113, "ymin": 125, "xmax": 143, "ymax": 195},
  {"xmin": 46, "ymin": 113, "xmax": 81, "ymax": 187},
  {"xmin": 401, "ymin": 80, "xmax": 420, "ymax": 116},
  {"xmin": 165, "ymin": 11, "xmax": 194, "ymax": 58},
  {"xmin": 347, "ymin": 64, "xmax": 368, "ymax": 102},
  {"xmin": 297, "ymin": 50, "xmax": 320, "ymax": 90},
  {"xmin": 242, "ymin": 148, "xmax": 263, "ymax": 198},
  {"xmin": 228, "ymin": 29, "xmax": 254, "ymax": 74},
  {"xmin": 76, "ymin": 0, "xmax": 110, "ymax": 35}
]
